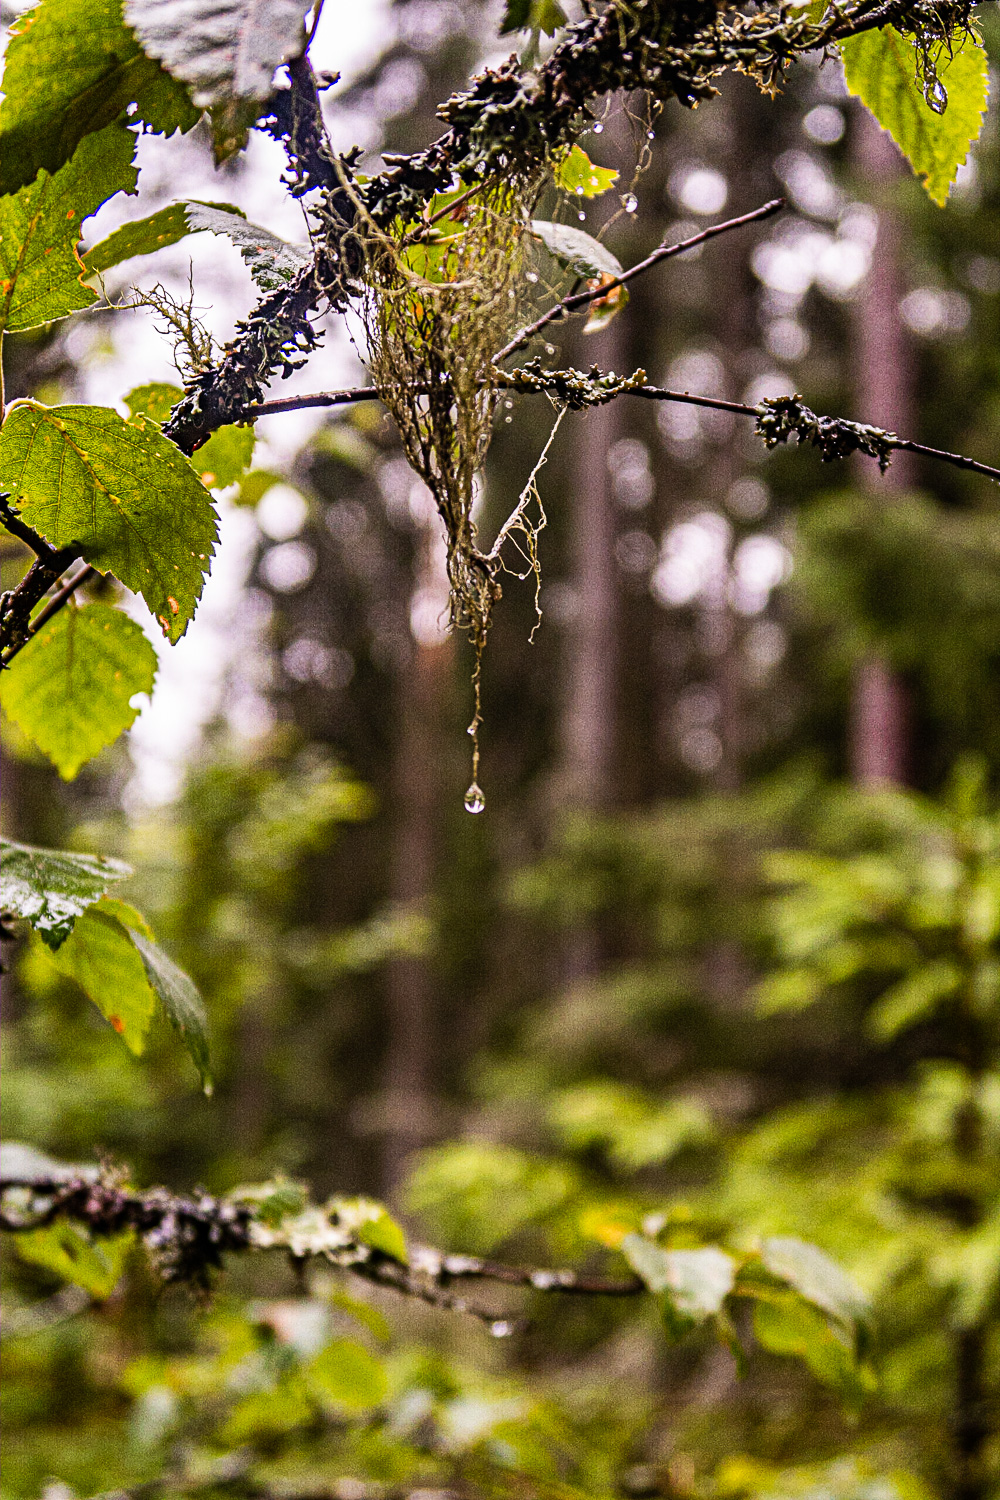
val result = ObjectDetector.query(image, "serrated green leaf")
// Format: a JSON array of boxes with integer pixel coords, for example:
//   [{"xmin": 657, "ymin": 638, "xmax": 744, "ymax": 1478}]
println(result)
[
  {"xmin": 761, "ymin": 1236, "xmax": 869, "ymax": 1329},
  {"xmin": 554, "ymin": 145, "xmax": 619, "ymax": 198},
  {"xmin": 127, "ymin": 926, "xmax": 212, "ymax": 1090},
  {"xmin": 0, "ymin": 0, "xmax": 198, "ymax": 198},
  {"xmin": 182, "ymin": 202, "xmax": 310, "ymax": 291},
  {"xmin": 1, "ymin": 603, "xmax": 157, "ymax": 779},
  {"xmin": 530, "ymin": 219, "xmax": 624, "ymax": 280},
  {"xmin": 0, "ymin": 837, "xmax": 131, "ymax": 949},
  {"xmin": 124, "ymin": 382, "xmax": 254, "ymax": 488},
  {"xmin": 0, "ymin": 402, "xmax": 218, "ymax": 642},
  {"xmin": 82, "ymin": 199, "xmax": 244, "ymax": 275},
  {"xmin": 125, "ymin": 0, "xmax": 308, "ymax": 107},
  {"xmin": 622, "ymin": 1235, "xmax": 735, "ymax": 1332},
  {"xmin": 307, "ymin": 1338, "xmax": 388, "ymax": 1409},
  {"xmin": 0, "ymin": 124, "xmax": 138, "ymax": 334},
  {"xmin": 839, "ymin": 26, "xmax": 989, "ymax": 206},
  {"xmin": 500, "ymin": 0, "xmax": 566, "ymax": 33},
  {"xmin": 41, "ymin": 900, "xmax": 158, "ymax": 1051},
  {"xmin": 499, "ymin": 0, "xmax": 532, "ymax": 31},
  {"xmin": 15, "ymin": 1222, "xmax": 133, "ymax": 1297}
]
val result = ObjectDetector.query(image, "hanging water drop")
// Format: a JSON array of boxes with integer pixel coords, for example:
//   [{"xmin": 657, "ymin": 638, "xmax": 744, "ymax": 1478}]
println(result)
[
  {"xmin": 578, "ymin": 211, "xmax": 586, "ymax": 221},
  {"xmin": 623, "ymin": 193, "xmax": 638, "ymax": 214},
  {"xmin": 489, "ymin": 1319, "xmax": 513, "ymax": 1337},
  {"xmin": 924, "ymin": 77, "xmax": 948, "ymax": 113},
  {"xmin": 526, "ymin": 270, "xmax": 539, "ymax": 283},
  {"xmin": 647, "ymin": 129, "xmax": 656, "ymax": 140},
  {"xmin": 464, "ymin": 782, "xmax": 486, "ymax": 815},
  {"xmin": 544, "ymin": 342, "xmax": 556, "ymax": 355},
  {"xmin": 503, "ymin": 398, "xmax": 514, "ymax": 408},
  {"xmin": 592, "ymin": 121, "xmax": 604, "ymax": 134}
]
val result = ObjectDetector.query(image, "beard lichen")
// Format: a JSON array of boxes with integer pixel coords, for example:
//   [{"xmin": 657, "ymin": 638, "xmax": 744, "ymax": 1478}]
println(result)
[{"xmin": 358, "ymin": 176, "xmax": 541, "ymax": 805}]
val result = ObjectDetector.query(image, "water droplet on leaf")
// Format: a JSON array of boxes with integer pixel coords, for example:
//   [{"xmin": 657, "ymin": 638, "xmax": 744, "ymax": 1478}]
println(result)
[
  {"xmin": 924, "ymin": 77, "xmax": 948, "ymax": 113},
  {"xmin": 464, "ymin": 782, "xmax": 486, "ymax": 814}
]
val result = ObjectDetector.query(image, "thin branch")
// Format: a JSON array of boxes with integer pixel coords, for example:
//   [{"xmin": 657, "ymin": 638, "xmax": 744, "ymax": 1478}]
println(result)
[
  {"xmin": 240, "ymin": 378, "xmax": 1000, "ymax": 486},
  {"xmin": 0, "ymin": 1174, "xmax": 644, "ymax": 1315},
  {"xmin": 495, "ymin": 197, "xmax": 785, "ymax": 363}
]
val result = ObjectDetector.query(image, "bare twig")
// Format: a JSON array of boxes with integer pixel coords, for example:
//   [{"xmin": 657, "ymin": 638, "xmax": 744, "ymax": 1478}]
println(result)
[{"xmin": 495, "ymin": 198, "xmax": 785, "ymax": 363}]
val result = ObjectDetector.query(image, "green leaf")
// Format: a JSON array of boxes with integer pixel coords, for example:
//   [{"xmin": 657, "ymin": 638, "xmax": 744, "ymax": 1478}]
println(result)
[
  {"xmin": 753, "ymin": 1293, "xmax": 863, "ymax": 1394},
  {"xmin": 0, "ymin": 402, "xmax": 219, "ymax": 642},
  {"xmin": 126, "ymin": 927, "xmax": 212, "ymax": 1090},
  {"xmin": 124, "ymin": 382, "xmax": 254, "ymax": 488},
  {"xmin": 194, "ymin": 423, "xmax": 255, "ymax": 490},
  {"xmin": 0, "ymin": 124, "xmax": 138, "ymax": 334},
  {"xmin": 500, "ymin": 0, "xmax": 566, "ymax": 34},
  {"xmin": 123, "ymin": 382, "xmax": 184, "ymax": 424},
  {"xmin": 760, "ymin": 1236, "xmax": 869, "ymax": 1330},
  {"xmin": 868, "ymin": 959, "xmax": 961, "ymax": 1040},
  {"xmin": 622, "ymin": 1235, "xmax": 736, "ymax": 1332},
  {"xmin": 182, "ymin": 202, "xmax": 311, "ymax": 291},
  {"xmin": 0, "ymin": 837, "xmax": 131, "ymax": 949},
  {"xmin": 41, "ymin": 900, "xmax": 158, "ymax": 1051},
  {"xmin": 1, "ymin": 603, "xmax": 157, "ymax": 780},
  {"xmin": 82, "ymin": 198, "xmax": 245, "ymax": 275},
  {"xmin": 125, "ymin": 0, "xmax": 308, "ymax": 107},
  {"xmin": 839, "ymin": 26, "xmax": 989, "ymax": 206},
  {"xmin": 530, "ymin": 219, "xmax": 624, "ymax": 280},
  {"xmin": 15, "ymin": 1222, "xmax": 132, "ymax": 1297},
  {"xmin": 307, "ymin": 1338, "xmax": 388, "ymax": 1410},
  {"xmin": 554, "ymin": 145, "xmax": 619, "ymax": 198},
  {"xmin": 0, "ymin": 0, "xmax": 198, "ymax": 197},
  {"xmin": 330, "ymin": 1197, "xmax": 408, "ymax": 1264}
]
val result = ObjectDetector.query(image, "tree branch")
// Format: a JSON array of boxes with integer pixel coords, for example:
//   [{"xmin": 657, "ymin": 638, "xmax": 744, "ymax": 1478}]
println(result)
[
  {"xmin": 496, "ymin": 198, "xmax": 786, "ymax": 363},
  {"xmin": 0, "ymin": 1173, "xmax": 643, "ymax": 1319}
]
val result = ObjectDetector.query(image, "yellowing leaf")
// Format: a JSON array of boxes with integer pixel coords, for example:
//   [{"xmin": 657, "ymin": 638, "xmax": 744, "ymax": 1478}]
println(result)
[
  {"xmin": 0, "ymin": 402, "xmax": 218, "ymax": 641},
  {"xmin": 1, "ymin": 603, "xmax": 157, "ymax": 779},
  {"xmin": 839, "ymin": 26, "xmax": 989, "ymax": 206},
  {"xmin": 554, "ymin": 145, "xmax": 618, "ymax": 198}
]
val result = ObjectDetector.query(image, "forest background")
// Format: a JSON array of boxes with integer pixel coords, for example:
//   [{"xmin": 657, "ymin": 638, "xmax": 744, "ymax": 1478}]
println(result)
[{"xmin": 1, "ymin": 0, "xmax": 999, "ymax": 1498}]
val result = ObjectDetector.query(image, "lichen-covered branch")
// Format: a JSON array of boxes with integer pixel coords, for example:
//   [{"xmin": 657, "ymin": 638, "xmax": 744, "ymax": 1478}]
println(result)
[{"xmin": 0, "ymin": 1171, "xmax": 643, "ymax": 1319}]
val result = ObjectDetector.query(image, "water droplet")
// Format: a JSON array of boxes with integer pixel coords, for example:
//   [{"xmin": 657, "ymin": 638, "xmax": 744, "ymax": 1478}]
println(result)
[
  {"xmin": 623, "ymin": 193, "xmax": 638, "ymax": 213},
  {"xmin": 924, "ymin": 77, "xmax": 948, "ymax": 113},
  {"xmin": 503, "ymin": 398, "xmax": 514, "ymax": 408},
  {"xmin": 592, "ymin": 122, "xmax": 604, "ymax": 134},
  {"xmin": 526, "ymin": 270, "xmax": 538, "ymax": 283},
  {"xmin": 464, "ymin": 782, "xmax": 486, "ymax": 814},
  {"xmin": 504, "ymin": 415, "xmax": 513, "ymax": 423},
  {"xmin": 489, "ymin": 1319, "xmax": 513, "ymax": 1337},
  {"xmin": 577, "ymin": 211, "xmax": 586, "ymax": 221},
  {"xmin": 575, "ymin": 185, "xmax": 585, "ymax": 195},
  {"xmin": 646, "ymin": 129, "xmax": 656, "ymax": 140},
  {"xmin": 544, "ymin": 343, "xmax": 556, "ymax": 355}
]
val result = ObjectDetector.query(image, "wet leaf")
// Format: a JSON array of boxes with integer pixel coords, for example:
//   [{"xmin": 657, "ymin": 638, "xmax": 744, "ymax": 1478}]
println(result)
[
  {"xmin": 0, "ymin": 838, "xmax": 131, "ymax": 949},
  {"xmin": 125, "ymin": 0, "xmax": 309, "ymax": 108},
  {"xmin": 530, "ymin": 219, "xmax": 624, "ymax": 280},
  {"xmin": 182, "ymin": 202, "xmax": 311, "ymax": 291},
  {"xmin": 839, "ymin": 25, "xmax": 988, "ymax": 206}
]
